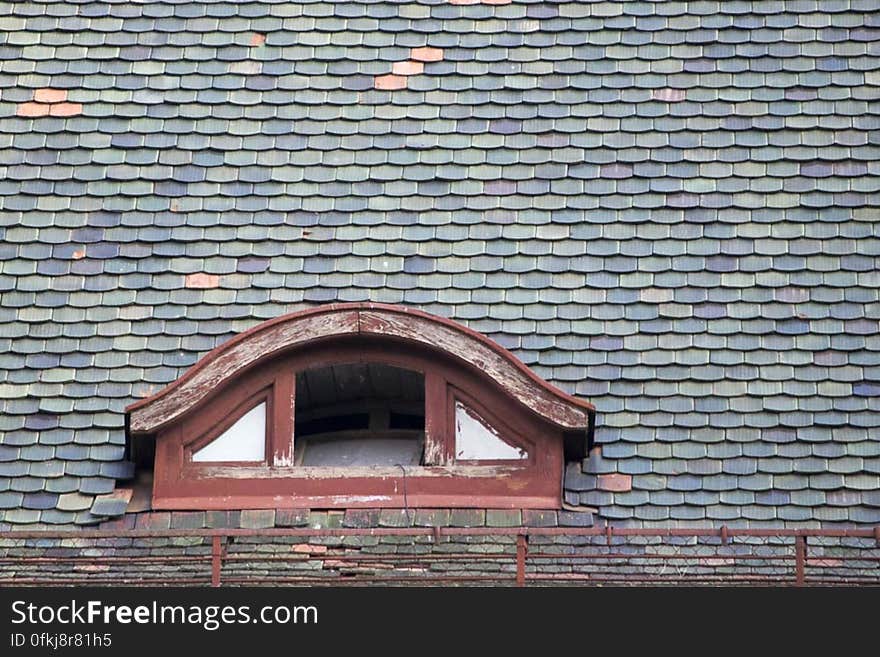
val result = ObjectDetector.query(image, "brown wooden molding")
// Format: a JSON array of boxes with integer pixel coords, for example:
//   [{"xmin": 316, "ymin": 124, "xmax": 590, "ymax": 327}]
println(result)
[
  {"xmin": 127, "ymin": 306, "xmax": 359, "ymax": 434},
  {"xmin": 358, "ymin": 307, "xmax": 592, "ymax": 430},
  {"xmin": 150, "ymin": 340, "xmax": 567, "ymax": 510},
  {"xmin": 126, "ymin": 303, "xmax": 594, "ymax": 435}
]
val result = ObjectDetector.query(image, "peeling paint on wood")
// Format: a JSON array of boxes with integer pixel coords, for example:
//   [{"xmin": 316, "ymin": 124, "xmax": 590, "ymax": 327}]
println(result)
[
  {"xmin": 141, "ymin": 305, "xmax": 576, "ymax": 511},
  {"xmin": 128, "ymin": 304, "xmax": 592, "ymax": 434},
  {"xmin": 327, "ymin": 495, "xmax": 393, "ymax": 505},
  {"xmin": 129, "ymin": 308, "xmax": 359, "ymax": 432},
  {"xmin": 359, "ymin": 308, "xmax": 590, "ymax": 429},
  {"xmin": 193, "ymin": 465, "xmax": 520, "ymax": 480}
]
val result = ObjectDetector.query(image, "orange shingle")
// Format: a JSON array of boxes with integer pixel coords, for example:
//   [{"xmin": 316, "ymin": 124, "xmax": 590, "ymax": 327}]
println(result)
[
  {"xmin": 49, "ymin": 103, "xmax": 83, "ymax": 117},
  {"xmin": 185, "ymin": 273, "xmax": 220, "ymax": 289},
  {"xmin": 597, "ymin": 474, "xmax": 632, "ymax": 492},
  {"xmin": 375, "ymin": 74, "xmax": 407, "ymax": 90},
  {"xmin": 34, "ymin": 88, "xmax": 67, "ymax": 103},
  {"xmin": 410, "ymin": 47, "xmax": 444, "ymax": 63},
  {"xmin": 16, "ymin": 102, "xmax": 50, "ymax": 117},
  {"xmin": 392, "ymin": 60, "xmax": 424, "ymax": 76}
]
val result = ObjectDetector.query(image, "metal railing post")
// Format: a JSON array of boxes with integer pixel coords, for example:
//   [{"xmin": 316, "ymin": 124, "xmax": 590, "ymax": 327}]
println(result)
[
  {"xmin": 211, "ymin": 535, "xmax": 223, "ymax": 587},
  {"xmin": 795, "ymin": 534, "xmax": 806, "ymax": 587},
  {"xmin": 516, "ymin": 534, "xmax": 527, "ymax": 587}
]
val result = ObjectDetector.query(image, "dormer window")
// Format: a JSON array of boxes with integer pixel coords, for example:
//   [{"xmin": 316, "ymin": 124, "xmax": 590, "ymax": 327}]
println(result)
[{"xmin": 126, "ymin": 304, "xmax": 595, "ymax": 510}]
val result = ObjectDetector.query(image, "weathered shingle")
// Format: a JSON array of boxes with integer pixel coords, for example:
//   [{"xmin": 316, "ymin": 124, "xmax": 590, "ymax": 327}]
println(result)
[{"xmin": 0, "ymin": 0, "xmax": 879, "ymax": 527}]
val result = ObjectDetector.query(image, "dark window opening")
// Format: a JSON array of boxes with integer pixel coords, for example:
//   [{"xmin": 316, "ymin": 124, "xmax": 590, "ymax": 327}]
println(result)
[
  {"xmin": 297, "ymin": 413, "xmax": 370, "ymax": 437},
  {"xmin": 294, "ymin": 363, "xmax": 425, "ymax": 467},
  {"xmin": 389, "ymin": 412, "xmax": 424, "ymax": 431}
]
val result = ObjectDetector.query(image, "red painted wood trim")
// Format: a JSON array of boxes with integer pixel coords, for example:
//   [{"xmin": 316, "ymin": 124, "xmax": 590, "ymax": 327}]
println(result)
[
  {"xmin": 126, "ymin": 303, "xmax": 594, "ymax": 434},
  {"xmin": 272, "ymin": 371, "xmax": 295, "ymax": 467},
  {"xmin": 129, "ymin": 307, "xmax": 359, "ymax": 433},
  {"xmin": 150, "ymin": 341, "xmax": 565, "ymax": 510},
  {"xmin": 153, "ymin": 494, "xmax": 560, "ymax": 511},
  {"xmin": 183, "ymin": 387, "xmax": 270, "ymax": 461},
  {"xmin": 359, "ymin": 307, "xmax": 591, "ymax": 429},
  {"xmin": 447, "ymin": 385, "xmax": 536, "ymax": 465},
  {"xmin": 424, "ymin": 371, "xmax": 449, "ymax": 465}
]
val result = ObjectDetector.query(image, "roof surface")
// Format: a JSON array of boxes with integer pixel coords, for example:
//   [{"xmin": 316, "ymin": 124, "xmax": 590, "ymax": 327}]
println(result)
[{"xmin": 1, "ymin": 0, "xmax": 879, "ymax": 528}]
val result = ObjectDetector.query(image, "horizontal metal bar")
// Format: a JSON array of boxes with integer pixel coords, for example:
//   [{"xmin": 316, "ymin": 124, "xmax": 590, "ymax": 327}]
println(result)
[
  {"xmin": 804, "ymin": 578, "xmax": 880, "ymax": 585},
  {"xmin": 222, "ymin": 553, "xmax": 515, "ymax": 562},
  {"xmin": 0, "ymin": 556, "xmax": 210, "ymax": 565},
  {"xmin": 17, "ymin": 551, "xmax": 878, "ymax": 566},
  {"xmin": 219, "ymin": 575, "xmax": 516, "ymax": 585},
  {"xmin": 1, "ymin": 527, "xmax": 877, "ymax": 540},
  {"xmin": 526, "ymin": 575, "xmax": 792, "ymax": 586},
  {"xmin": 0, "ymin": 527, "xmax": 434, "ymax": 539},
  {"xmin": 0, "ymin": 578, "xmax": 211, "ymax": 587},
  {"xmin": 525, "ymin": 552, "xmax": 797, "ymax": 561}
]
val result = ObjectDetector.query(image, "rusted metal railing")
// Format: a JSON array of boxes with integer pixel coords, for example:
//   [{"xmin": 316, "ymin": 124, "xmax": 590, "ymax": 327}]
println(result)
[{"xmin": 0, "ymin": 526, "xmax": 878, "ymax": 587}]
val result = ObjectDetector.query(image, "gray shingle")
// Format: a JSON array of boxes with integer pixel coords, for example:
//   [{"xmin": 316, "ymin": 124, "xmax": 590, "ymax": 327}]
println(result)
[{"xmin": 0, "ymin": 1, "xmax": 877, "ymax": 531}]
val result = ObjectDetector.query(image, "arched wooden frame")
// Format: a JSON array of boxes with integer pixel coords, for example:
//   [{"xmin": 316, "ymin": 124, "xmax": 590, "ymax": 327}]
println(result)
[
  {"xmin": 183, "ymin": 386, "xmax": 273, "ymax": 465},
  {"xmin": 127, "ymin": 304, "xmax": 595, "ymax": 510},
  {"xmin": 447, "ymin": 385, "xmax": 536, "ymax": 466}
]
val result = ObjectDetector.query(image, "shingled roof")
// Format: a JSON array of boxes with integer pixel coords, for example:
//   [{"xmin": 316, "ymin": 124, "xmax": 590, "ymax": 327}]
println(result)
[{"xmin": 1, "ymin": 0, "xmax": 879, "ymax": 529}]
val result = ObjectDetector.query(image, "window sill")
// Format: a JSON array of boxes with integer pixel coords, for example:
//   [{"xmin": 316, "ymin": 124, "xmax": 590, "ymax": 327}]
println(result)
[
  {"xmin": 152, "ymin": 493, "xmax": 561, "ymax": 511},
  {"xmin": 154, "ymin": 462, "xmax": 561, "ymax": 510},
  {"xmin": 185, "ymin": 464, "xmax": 532, "ymax": 479}
]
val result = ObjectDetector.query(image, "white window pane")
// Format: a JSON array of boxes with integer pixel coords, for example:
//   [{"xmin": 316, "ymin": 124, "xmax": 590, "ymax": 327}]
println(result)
[
  {"xmin": 192, "ymin": 402, "xmax": 266, "ymax": 462},
  {"xmin": 454, "ymin": 401, "xmax": 527, "ymax": 461}
]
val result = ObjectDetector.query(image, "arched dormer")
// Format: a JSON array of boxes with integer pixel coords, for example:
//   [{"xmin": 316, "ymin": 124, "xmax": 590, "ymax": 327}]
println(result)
[{"xmin": 126, "ymin": 303, "xmax": 596, "ymax": 510}]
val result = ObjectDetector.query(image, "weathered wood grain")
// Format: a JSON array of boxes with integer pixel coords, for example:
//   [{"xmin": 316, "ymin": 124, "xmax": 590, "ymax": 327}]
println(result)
[
  {"xmin": 128, "ymin": 303, "xmax": 593, "ymax": 434},
  {"xmin": 358, "ymin": 308, "xmax": 591, "ymax": 429},
  {"xmin": 148, "ymin": 334, "xmax": 569, "ymax": 511},
  {"xmin": 129, "ymin": 308, "xmax": 358, "ymax": 432}
]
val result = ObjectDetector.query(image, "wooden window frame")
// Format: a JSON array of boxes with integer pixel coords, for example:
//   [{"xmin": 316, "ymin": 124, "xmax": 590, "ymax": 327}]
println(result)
[
  {"xmin": 127, "ymin": 304, "xmax": 595, "ymax": 511},
  {"xmin": 448, "ymin": 386, "xmax": 535, "ymax": 466},
  {"xmin": 185, "ymin": 387, "xmax": 272, "ymax": 465}
]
